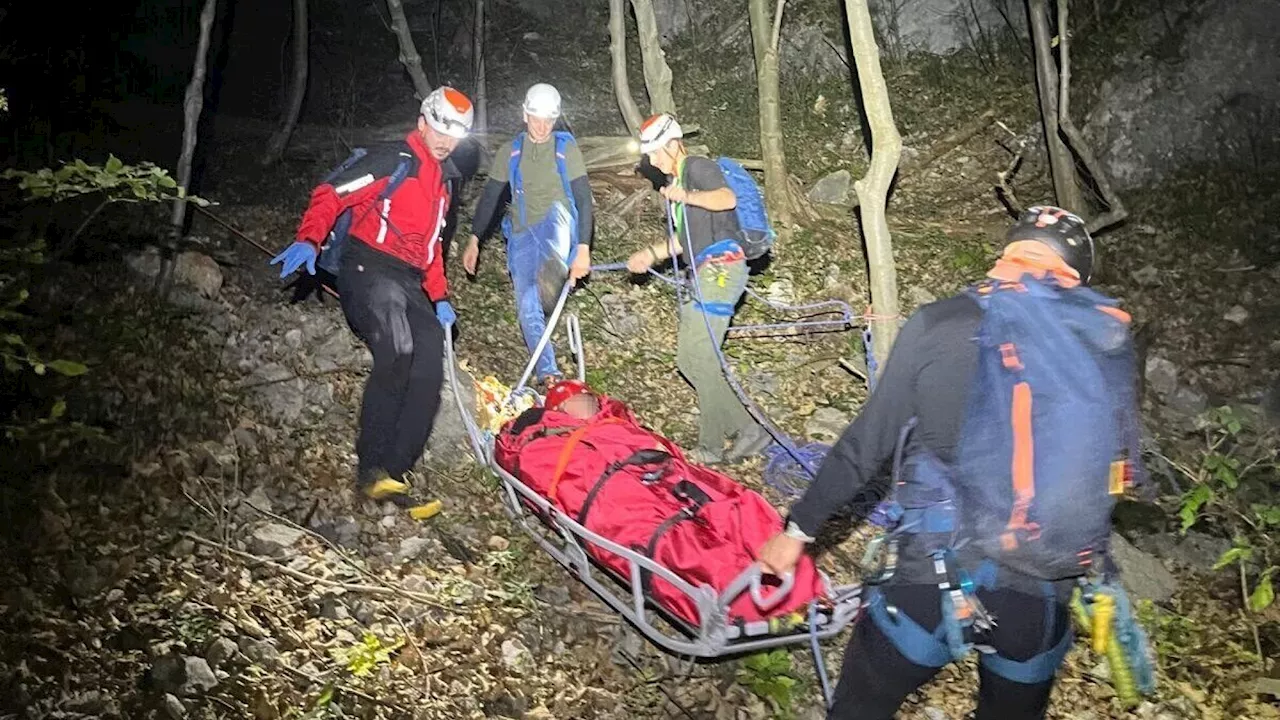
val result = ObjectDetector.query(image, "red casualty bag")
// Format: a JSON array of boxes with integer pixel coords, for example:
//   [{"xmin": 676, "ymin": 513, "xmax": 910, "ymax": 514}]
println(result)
[{"xmin": 493, "ymin": 396, "xmax": 825, "ymax": 627}]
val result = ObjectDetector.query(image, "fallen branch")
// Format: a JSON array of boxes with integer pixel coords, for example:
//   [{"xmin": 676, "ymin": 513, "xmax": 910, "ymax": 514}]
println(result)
[
  {"xmin": 903, "ymin": 108, "xmax": 997, "ymax": 174},
  {"xmin": 182, "ymin": 532, "xmax": 453, "ymax": 611}
]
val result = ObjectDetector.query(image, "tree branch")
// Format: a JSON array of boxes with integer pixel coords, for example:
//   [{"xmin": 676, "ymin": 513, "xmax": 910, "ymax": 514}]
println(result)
[
  {"xmin": 384, "ymin": 0, "xmax": 432, "ymax": 100},
  {"xmin": 1055, "ymin": 0, "xmax": 1127, "ymax": 234},
  {"xmin": 609, "ymin": 0, "xmax": 644, "ymax": 134}
]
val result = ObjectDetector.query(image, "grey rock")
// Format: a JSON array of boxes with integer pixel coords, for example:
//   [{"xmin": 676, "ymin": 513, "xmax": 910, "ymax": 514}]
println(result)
[
  {"xmin": 808, "ymin": 170, "xmax": 853, "ymax": 206},
  {"xmin": 63, "ymin": 690, "xmax": 107, "ymax": 714},
  {"xmin": 319, "ymin": 594, "xmax": 350, "ymax": 621},
  {"xmin": 238, "ymin": 638, "xmax": 279, "ymax": 668},
  {"xmin": 1085, "ymin": 0, "xmax": 1280, "ymax": 188},
  {"xmin": 205, "ymin": 637, "xmax": 239, "ymax": 669},
  {"xmin": 396, "ymin": 536, "xmax": 433, "ymax": 562},
  {"xmin": 1109, "ymin": 532, "xmax": 1178, "ymax": 604},
  {"xmin": 870, "ymin": 0, "xmax": 1024, "ymax": 56},
  {"xmin": 1166, "ymin": 385, "xmax": 1208, "ymax": 417},
  {"xmin": 150, "ymin": 652, "xmax": 186, "ymax": 696},
  {"xmin": 123, "ymin": 248, "xmax": 223, "ymax": 298},
  {"xmin": 923, "ymin": 708, "xmax": 950, "ymax": 720},
  {"xmin": 181, "ymin": 656, "xmax": 218, "ymax": 695},
  {"xmin": 500, "ymin": 637, "xmax": 534, "ymax": 674},
  {"xmin": 163, "ymin": 693, "xmax": 187, "ymax": 720},
  {"xmin": 1144, "ymin": 356, "xmax": 1179, "ymax": 398},
  {"xmin": 1134, "ymin": 531, "xmax": 1232, "ymax": 573},
  {"xmin": 250, "ymin": 523, "xmax": 304, "ymax": 559},
  {"xmin": 1132, "ymin": 264, "xmax": 1160, "ymax": 286},
  {"xmin": 906, "ymin": 285, "xmax": 938, "ymax": 308},
  {"xmin": 805, "ymin": 407, "xmax": 850, "ymax": 443},
  {"xmin": 244, "ymin": 485, "xmax": 273, "ymax": 514},
  {"xmin": 284, "ymin": 328, "xmax": 303, "ymax": 348},
  {"xmin": 247, "ymin": 363, "xmax": 306, "ymax": 423},
  {"xmin": 764, "ymin": 278, "xmax": 796, "ymax": 305},
  {"xmin": 314, "ymin": 515, "xmax": 361, "ymax": 548},
  {"xmin": 1224, "ymin": 305, "xmax": 1249, "ymax": 325},
  {"xmin": 535, "ymin": 584, "xmax": 572, "ymax": 607}
]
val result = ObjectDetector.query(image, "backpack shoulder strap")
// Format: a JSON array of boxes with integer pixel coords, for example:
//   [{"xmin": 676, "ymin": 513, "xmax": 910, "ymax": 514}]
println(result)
[
  {"xmin": 377, "ymin": 142, "xmax": 417, "ymax": 200},
  {"xmin": 509, "ymin": 133, "xmax": 528, "ymax": 228},
  {"xmin": 553, "ymin": 132, "xmax": 580, "ymax": 244}
]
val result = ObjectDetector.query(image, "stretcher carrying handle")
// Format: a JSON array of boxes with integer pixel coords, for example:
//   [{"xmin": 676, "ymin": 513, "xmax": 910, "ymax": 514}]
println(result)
[{"xmin": 720, "ymin": 563, "xmax": 796, "ymax": 614}]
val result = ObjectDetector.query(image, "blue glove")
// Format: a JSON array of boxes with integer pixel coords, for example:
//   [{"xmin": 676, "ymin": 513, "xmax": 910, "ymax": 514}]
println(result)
[
  {"xmin": 270, "ymin": 242, "xmax": 318, "ymax": 278},
  {"xmin": 435, "ymin": 300, "xmax": 457, "ymax": 327}
]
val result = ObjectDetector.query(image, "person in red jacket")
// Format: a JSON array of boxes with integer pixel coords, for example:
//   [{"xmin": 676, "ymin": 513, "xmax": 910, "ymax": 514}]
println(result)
[{"xmin": 270, "ymin": 86, "xmax": 474, "ymax": 514}]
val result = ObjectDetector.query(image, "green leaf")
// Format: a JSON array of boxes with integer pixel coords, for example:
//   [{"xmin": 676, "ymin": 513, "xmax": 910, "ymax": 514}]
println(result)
[
  {"xmin": 1213, "ymin": 546, "xmax": 1251, "ymax": 570},
  {"xmin": 104, "ymin": 154, "xmax": 124, "ymax": 174},
  {"xmin": 1179, "ymin": 484, "xmax": 1213, "ymax": 533},
  {"xmin": 49, "ymin": 398, "xmax": 66, "ymax": 419},
  {"xmin": 47, "ymin": 359, "xmax": 88, "ymax": 377},
  {"xmin": 1249, "ymin": 573, "xmax": 1274, "ymax": 613}
]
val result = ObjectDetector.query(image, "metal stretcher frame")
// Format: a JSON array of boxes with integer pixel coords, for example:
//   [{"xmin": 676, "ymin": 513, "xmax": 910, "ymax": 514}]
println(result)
[{"xmin": 443, "ymin": 314, "xmax": 862, "ymax": 659}]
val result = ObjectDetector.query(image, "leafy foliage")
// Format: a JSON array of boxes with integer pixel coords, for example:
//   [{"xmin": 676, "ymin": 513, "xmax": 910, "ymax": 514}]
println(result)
[
  {"xmin": 1174, "ymin": 406, "xmax": 1278, "ymax": 613},
  {"xmin": 2, "ymin": 154, "xmax": 208, "ymax": 205},
  {"xmin": 736, "ymin": 649, "xmax": 799, "ymax": 718},
  {"xmin": 329, "ymin": 632, "xmax": 405, "ymax": 677}
]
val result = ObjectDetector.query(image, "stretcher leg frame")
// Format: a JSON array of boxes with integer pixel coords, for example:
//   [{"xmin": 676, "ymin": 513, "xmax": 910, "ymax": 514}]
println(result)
[{"xmin": 442, "ymin": 330, "xmax": 863, "ymax": 659}]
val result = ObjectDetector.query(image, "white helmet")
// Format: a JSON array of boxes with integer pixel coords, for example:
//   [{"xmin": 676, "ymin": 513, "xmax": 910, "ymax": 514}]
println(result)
[
  {"xmin": 638, "ymin": 113, "xmax": 682, "ymax": 154},
  {"xmin": 420, "ymin": 86, "xmax": 474, "ymax": 139},
  {"xmin": 522, "ymin": 83, "xmax": 562, "ymax": 119}
]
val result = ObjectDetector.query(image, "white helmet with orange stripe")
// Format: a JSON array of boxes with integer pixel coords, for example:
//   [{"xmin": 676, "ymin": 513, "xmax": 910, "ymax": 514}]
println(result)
[{"xmin": 420, "ymin": 86, "xmax": 475, "ymax": 139}]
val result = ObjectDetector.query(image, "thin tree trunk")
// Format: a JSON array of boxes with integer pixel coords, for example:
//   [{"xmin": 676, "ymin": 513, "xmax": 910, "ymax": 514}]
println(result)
[
  {"xmin": 629, "ymin": 0, "xmax": 677, "ymax": 115},
  {"xmin": 750, "ymin": 0, "xmax": 793, "ymax": 227},
  {"xmin": 1055, "ymin": 0, "xmax": 1126, "ymax": 233},
  {"xmin": 1026, "ymin": 0, "xmax": 1085, "ymax": 213},
  {"xmin": 263, "ymin": 0, "xmax": 309, "ymax": 165},
  {"xmin": 386, "ymin": 0, "xmax": 432, "ymax": 100},
  {"xmin": 609, "ymin": 0, "xmax": 643, "ymax": 134},
  {"xmin": 473, "ymin": 0, "xmax": 487, "ymax": 131},
  {"xmin": 843, "ymin": 0, "xmax": 902, "ymax": 370},
  {"xmin": 158, "ymin": 0, "xmax": 218, "ymax": 297}
]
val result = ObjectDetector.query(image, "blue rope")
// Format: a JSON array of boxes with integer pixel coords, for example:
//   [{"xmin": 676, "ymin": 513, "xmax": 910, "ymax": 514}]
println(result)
[
  {"xmin": 763, "ymin": 442, "xmax": 831, "ymax": 498},
  {"xmin": 809, "ymin": 599, "xmax": 834, "ymax": 708}
]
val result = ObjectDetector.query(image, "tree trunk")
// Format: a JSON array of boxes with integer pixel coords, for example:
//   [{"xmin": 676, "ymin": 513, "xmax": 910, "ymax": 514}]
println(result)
[
  {"xmin": 1055, "ymin": 0, "xmax": 1126, "ymax": 233},
  {"xmin": 158, "ymin": 0, "xmax": 218, "ymax": 297},
  {"xmin": 1026, "ymin": 0, "xmax": 1085, "ymax": 214},
  {"xmin": 843, "ymin": 0, "xmax": 903, "ymax": 370},
  {"xmin": 749, "ymin": 0, "xmax": 793, "ymax": 228},
  {"xmin": 262, "ymin": 0, "xmax": 309, "ymax": 165},
  {"xmin": 385, "ymin": 0, "xmax": 432, "ymax": 100},
  {"xmin": 609, "ymin": 0, "xmax": 644, "ymax": 134},
  {"xmin": 628, "ymin": 0, "xmax": 676, "ymax": 115},
  {"xmin": 473, "ymin": 0, "xmax": 487, "ymax": 132}
]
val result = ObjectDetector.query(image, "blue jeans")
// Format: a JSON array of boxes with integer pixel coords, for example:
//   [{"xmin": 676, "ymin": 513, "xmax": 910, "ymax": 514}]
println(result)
[{"xmin": 505, "ymin": 201, "xmax": 574, "ymax": 381}]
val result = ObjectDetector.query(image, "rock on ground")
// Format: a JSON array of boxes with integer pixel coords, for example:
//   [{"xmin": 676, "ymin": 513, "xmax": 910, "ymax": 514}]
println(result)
[
  {"xmin": 1110, "ymin": 532, "xmax": 1178, "ymax": 604},
  {"xmin": 808, "ymin": 170, "xmax": 853, "ymax": 206}
]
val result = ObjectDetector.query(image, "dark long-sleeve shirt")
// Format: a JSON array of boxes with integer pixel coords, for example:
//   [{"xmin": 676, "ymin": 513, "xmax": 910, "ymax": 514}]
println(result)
[{"xmin": 789, "ymin": 296, "xmax": 984, "ymax": 537}]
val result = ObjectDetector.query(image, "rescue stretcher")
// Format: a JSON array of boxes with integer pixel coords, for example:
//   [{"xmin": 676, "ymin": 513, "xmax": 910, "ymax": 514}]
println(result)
[{"xmin": 443, "ymin": 276, "xmax": 863, "ymax": 660}]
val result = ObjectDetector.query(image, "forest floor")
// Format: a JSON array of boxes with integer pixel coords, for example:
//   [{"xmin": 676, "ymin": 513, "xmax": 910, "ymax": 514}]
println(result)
[{"xmin": 1, "ymin": 0, "xmax": 1278, "ymax": 718}]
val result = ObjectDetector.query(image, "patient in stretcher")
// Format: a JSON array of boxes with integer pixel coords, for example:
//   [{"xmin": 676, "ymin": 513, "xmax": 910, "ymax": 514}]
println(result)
[{"xmin": 494, "ymin": 380, "xmax": 825, "ymax": 626}]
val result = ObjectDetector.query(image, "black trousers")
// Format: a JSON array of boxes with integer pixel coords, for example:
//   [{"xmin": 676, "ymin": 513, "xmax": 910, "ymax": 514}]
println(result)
[
  {"xmin": 337, "ymin": 240, "xmax": 445, "ymax": 484},
  {"xmin": 829, "ymin": 582, "xmax": 1071, "ymax": 720}
]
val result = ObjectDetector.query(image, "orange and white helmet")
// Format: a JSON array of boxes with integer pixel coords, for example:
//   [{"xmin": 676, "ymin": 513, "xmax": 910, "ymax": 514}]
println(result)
[
  {"xmin": 638, "ymin": 113, "xmax": 683, "ymax": 154},
  {"xmin": 420, "ymin": 86, "xmax": 474, "ymax": 139}
]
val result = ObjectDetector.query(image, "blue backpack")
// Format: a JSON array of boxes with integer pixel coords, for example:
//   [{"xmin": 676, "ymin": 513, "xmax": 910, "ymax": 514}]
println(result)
[
  {"xmin": 715, "ymin": 157, "xmax": 775, "ymax": 260},
  {"xmin": 316, "ymin": 146, "xmax": 415, "ymax": 276},
  {"xmin": 894, "ymin": 275, "xmax": 1142, "ymax": 580},
  {"xmin": 502, "ymin": 131, "xmax": 580, "ymax": 246}
]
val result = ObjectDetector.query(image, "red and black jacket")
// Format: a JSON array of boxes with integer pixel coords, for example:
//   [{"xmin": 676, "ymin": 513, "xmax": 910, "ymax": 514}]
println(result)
[{"xmin": 294, "ymin": 131, "xmax": 457, "ymax": 301}]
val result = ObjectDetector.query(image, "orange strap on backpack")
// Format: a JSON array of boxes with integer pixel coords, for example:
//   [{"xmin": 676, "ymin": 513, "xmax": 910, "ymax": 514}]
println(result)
[{"xmin": 547, "ymin": 418, "xmax": 623, "ymax": 505}]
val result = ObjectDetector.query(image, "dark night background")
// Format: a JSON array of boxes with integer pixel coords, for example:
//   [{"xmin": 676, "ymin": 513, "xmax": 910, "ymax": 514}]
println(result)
[{"xmin": 0, "ymin": 0, "xmax": 1278, "ymax": 717}]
